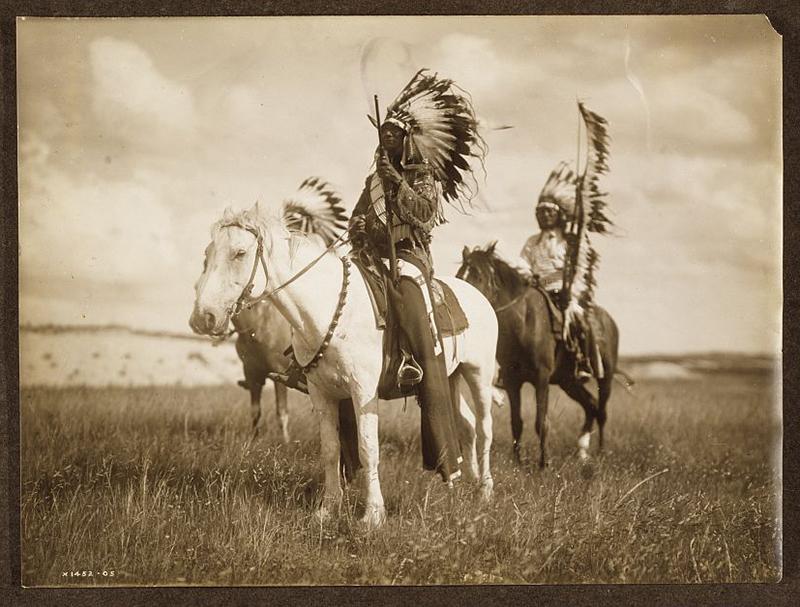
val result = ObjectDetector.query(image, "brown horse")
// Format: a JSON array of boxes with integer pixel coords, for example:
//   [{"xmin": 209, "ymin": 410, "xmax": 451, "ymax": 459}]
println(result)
[
  {"xmin": 457, "ymin": 242, "xmax": 625, "ymax": 467},
  {"xmin": 231, "ymin": 301, "xmax": 291, "ymax": 443}
]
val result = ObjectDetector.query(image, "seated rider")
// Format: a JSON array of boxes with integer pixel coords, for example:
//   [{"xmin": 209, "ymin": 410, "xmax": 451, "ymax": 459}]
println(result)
[
  {"xmin": 348, "ymin": 69, "xmax": 487, "ymax": 483},
  {"xmin": 520, "ymin": 162, "xmax": 594, "ymax": 381}
]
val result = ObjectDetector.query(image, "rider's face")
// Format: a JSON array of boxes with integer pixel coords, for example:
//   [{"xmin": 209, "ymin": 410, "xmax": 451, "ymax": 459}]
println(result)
[
  {"xmin": 381, "ymin": 124, "xmax": 405, "ymax": 155},
  {"xmin": 536, "ymin": 206, "xmax": 561, "ymax": 229}
]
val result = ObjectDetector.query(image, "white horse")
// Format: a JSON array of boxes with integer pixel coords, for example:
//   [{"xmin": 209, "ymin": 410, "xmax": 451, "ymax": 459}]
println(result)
[
  {"xmin": 190, "ymin": 201, "xmax": 499, "ymax": 528},
  {"xmin": 192, "ymin": 178, "xmax": 349, "ymax": 444}
]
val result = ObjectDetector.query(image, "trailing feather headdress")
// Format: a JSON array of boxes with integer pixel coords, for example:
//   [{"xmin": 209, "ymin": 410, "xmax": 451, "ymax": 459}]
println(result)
[
  {"xmin": 563, "ymin": 102, "xmax": 613, "ymax": 314},
  {"xmin": 281, "ymin": 177, "xmax": 349, "ymax": 247},
  {"xmin": 378, "ymin": 69, "xmax": 488, "ymax": 209}
]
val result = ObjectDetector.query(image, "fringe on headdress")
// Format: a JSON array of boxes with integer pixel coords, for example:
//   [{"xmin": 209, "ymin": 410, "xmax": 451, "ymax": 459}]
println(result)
[{"xmin": 384, "ymin": 69, "xmax": 488, "ymax": 213}]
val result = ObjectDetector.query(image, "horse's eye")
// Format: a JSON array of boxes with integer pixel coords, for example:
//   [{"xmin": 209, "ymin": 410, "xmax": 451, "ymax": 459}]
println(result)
[{"xmin": 233, "ymin": 249, "xmax": 247, "ymax": 260}]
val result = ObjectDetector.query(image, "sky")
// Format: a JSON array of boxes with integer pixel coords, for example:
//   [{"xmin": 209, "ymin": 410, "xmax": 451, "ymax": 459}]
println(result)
[{"xmin": 16, "ymin": 15, "xmax": 782, "ymax": 356}]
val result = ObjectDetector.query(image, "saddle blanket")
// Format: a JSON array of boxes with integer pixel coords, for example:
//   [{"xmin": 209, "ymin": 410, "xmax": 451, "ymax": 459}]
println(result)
[{"xmin": 352, "ymin": 255, "xmax": 469, "ymax": 337}]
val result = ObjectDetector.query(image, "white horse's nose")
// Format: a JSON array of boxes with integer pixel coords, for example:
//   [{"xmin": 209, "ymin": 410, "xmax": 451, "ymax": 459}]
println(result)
[{"xmin": 189, "ymin": 307, "xmax": 218, "ymax": 335}]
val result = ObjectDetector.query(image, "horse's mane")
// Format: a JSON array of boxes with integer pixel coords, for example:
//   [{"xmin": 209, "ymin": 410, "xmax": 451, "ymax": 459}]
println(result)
[
  {"xmin": 465, "ymin": 243, "xmax": 530, "ymax": 297},
  {"xmin": 211, "ymin": 204, "xmax": 276, "ymax": 238},
  {"xmin": 211, "ymin": 203, "xmax": 330, "ymax": 260}
]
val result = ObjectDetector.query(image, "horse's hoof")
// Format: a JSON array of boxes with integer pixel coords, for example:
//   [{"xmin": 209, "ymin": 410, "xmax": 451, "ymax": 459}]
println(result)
[
  {"xmin": 578, "ymin": 449, "xmax": 590, "ymax": 461},
  {"xmin": 358, "ymin": 505, "xmax": 386, "ymax": 530},
  {"xmin": 479, "ymin": 480, "xmax": 494, "ymax": 503}
]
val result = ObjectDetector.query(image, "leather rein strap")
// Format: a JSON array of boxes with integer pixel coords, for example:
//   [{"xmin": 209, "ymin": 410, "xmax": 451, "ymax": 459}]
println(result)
[
  {"xmin": 223, "ymin": 223, "xmax": 351, "ymax": 373},
  {"xmin": 494, "ymin": 291, "xmax": 526, "ymax": 313}
]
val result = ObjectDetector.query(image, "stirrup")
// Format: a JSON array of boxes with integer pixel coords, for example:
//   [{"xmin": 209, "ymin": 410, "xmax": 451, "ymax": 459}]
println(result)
[
  {"xmin": 575, "ymin": 364, "xmax": 593, "ymax": 383},
  {"xmin": 267, "ymin": 365, "xmax": 309, "ymax": 394},
  {"xmin": 397, "ymin": 352, "xmax": 423, "ymax": 388}
]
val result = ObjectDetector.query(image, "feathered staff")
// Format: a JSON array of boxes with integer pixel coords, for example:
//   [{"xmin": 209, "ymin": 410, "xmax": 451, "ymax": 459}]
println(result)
[
  {"xmin": 563, "ymin": 102, "xmax": 612, "ymax": 320},
  {"xmin": 282, "ymin": 177, "xmax": 349, "ymax": 246}
]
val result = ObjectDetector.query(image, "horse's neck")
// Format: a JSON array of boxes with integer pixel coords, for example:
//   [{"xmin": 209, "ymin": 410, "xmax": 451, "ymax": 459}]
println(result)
[
  {"xmin": 493, "ymin": 274, "xmax": 528, "ymax": 310},
  {"xmin": 262, "ymin": 221, "xmax": 340, "ymax": 351}
]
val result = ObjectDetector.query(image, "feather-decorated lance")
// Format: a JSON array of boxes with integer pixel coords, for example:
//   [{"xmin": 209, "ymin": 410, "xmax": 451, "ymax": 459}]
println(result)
[{"xmin": 564, "ymin": 102, "xmax": 612, "ymax": 312}]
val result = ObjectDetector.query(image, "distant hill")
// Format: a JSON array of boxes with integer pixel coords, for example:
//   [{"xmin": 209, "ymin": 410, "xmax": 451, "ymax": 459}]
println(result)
[
  {"xmin": 20, "ymin": 323, "xmax": 209, "ymax": 341},
  {"xmin": 17, "ymin": 324, "xmax": 779, "ymax": 387},
  {"xmin": 20, "ymin": 324, "xmax": 242, "ymax": 387},
  {"xmin": 620, "ymin": 352, "xmax": 776, "ymax": 378}
]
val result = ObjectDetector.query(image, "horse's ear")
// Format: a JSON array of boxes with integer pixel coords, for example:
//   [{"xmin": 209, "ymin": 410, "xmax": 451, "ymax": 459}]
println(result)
[
  {"xmin": 462, "ymin": 245, "xmax": 470, "ymax": 260},
  {"xmin": 487, "ymin": 240, "xmax": 498, "ymax": 253}
]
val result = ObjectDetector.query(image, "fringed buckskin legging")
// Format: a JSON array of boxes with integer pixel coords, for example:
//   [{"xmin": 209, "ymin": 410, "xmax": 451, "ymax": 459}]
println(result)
[{"xmin": 387, "ymin": 266, "xmax": 463, "ymax": 482}]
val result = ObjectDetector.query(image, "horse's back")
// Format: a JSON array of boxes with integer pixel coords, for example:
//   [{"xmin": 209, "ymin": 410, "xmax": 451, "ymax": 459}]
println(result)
[
  {"xmin": 437, "ymin": 276, "xmax": 497, "ymax": 332},
  {"xmin": 437, "ymin": 276, "xmax": 498, "ymax": 369}
]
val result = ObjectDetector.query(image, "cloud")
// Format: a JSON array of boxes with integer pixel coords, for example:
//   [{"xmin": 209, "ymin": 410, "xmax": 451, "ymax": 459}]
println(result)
[
  {"xmin": 16, "ymin": 17, "xmax": 781, "ymax": 354},
  {"xmin": 20, "ymin": 166, "xmax": 181, "ymax": 290},
  {"xmin": 90, "ymin": 37, "xmax": 196, "ymax": 133}
]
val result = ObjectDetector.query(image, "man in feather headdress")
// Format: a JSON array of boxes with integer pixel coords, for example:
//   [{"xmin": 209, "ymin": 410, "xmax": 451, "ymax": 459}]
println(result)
[
  {"xmin": 349, "ymin": 69, "xmax": 487, "ymax": 483},
  {"xmin": 521, "ymin": 102, "xmax": 613, "ymax": 382},
  {"xmin": 521, "ymin": 162, "xmax": 594, "ymax": 381}
]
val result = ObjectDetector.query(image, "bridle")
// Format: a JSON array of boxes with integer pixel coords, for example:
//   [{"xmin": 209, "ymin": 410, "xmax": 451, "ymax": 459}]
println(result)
[
  {"xmin": 459, "ymin": 256, "xmax": 526, "ymax": 314},
  {"xmin": 213, "ymin": 222, "xmax": 351, "ymax": 372},
  {"xmin": 494, "ymin": 291, "xmax": 527, "ymax": 313},
  {"xmin": 221, "ymin": 223, "xmax": 348, "ymax": 320}
]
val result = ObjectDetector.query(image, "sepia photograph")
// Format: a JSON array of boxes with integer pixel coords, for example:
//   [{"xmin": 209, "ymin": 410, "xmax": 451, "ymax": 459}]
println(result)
[{"xmin": 17, "ymin": 14, "xmax": 781, "ymax": 586}]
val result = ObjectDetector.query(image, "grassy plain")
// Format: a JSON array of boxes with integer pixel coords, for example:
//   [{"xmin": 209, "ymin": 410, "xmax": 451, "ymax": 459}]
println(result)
[{"xmin": 20, "ymin": 373, "xmax": 781, "ymax": 585}]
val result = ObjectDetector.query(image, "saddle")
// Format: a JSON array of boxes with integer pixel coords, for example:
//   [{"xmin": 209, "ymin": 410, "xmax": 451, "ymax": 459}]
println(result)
[
  {"xmin": 532, "ymin": 284, "xmax": 607, "ymax": 379},
  {"xmin": 351, "ymin": 254, "xmax": 469, "ymax": 401},
  {"xmin": 532, "ymin": 284, "xmax": 564, "ymax": 339}
]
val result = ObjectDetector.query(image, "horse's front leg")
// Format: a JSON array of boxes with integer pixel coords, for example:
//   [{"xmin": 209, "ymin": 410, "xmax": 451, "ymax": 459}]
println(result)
[
  {"xmin": 274, "ymin": 381, "xmax": 290, "ymax": 444},
  {"xmin": 533, "ymin": 372, "xmax": 550, "ymax": 469},
  {"xmin": 309, "ymin": 385, "xmax": 343, "ymax": 522},
  {"xmin": 505, "ymin": 376, "xmax": 525, "ymax": 463},
  {"xmin": 247, "ymin": 380, "xmax": 264, "ymax": 441},
  {"xmin": 352, "ymin": 391, "xmax": 385, "ymax": 529}
]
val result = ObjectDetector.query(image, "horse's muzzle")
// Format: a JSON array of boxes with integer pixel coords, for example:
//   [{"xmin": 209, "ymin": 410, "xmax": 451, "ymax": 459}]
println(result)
[{"xmin": 189, "ymin": 306, "xmax": 227, "ymax": 336}]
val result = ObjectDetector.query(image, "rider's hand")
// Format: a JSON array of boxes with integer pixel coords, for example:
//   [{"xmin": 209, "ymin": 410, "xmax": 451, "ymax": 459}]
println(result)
[
  {"xmin": 349, "ymin": 215, "xmax": 366, "ymax": 233},
  {"xmin": 376, "ymin": 152, "xmax": 402, "ymax": 185},
  {"xmin": 565, "ymin": 300, "xmax": 582, "ymax": 323}
]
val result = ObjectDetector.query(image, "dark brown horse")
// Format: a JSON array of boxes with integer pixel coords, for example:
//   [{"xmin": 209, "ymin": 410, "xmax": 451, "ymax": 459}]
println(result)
[{"xmin": 457, "ymin": 242, "xmax": 626, "ymax": 467}]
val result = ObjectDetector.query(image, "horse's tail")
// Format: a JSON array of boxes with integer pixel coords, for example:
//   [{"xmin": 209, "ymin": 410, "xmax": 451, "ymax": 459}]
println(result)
[
  {"xmin": 491, "ymin": 386, "xmax": 508, "ymax": 408},
  {"xmin": 613, "ymin": 368, "xmax": 635, "ymax": 393}
]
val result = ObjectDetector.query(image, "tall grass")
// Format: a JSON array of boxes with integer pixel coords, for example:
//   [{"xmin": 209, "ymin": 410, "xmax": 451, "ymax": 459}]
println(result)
[{"xmin": 20, "ymin": 375, "xmax": 781, "ymax": 585}]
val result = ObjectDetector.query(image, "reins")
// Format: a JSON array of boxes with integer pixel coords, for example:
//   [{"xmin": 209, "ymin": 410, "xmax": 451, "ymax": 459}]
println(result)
[
  {"xmin": 494, "ymin": 291, "xmax": 527, "ymax": 313},
  {"xmin": 212, "ymin": 222, "xmax": 353, "ymax": 374},
  {"xmin": 231, "ymin": 226, "xmax": 350, "ymax": 319}
]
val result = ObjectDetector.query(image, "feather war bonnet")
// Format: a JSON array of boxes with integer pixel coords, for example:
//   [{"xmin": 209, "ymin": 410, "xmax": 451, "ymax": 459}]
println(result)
[
  {"xmin": 376, "ymin": 69, "xmax": 488, "ymax": 211},
  {"xmin": 282, "ymin": 177, "xmax": 349, "ymax": 247}
]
